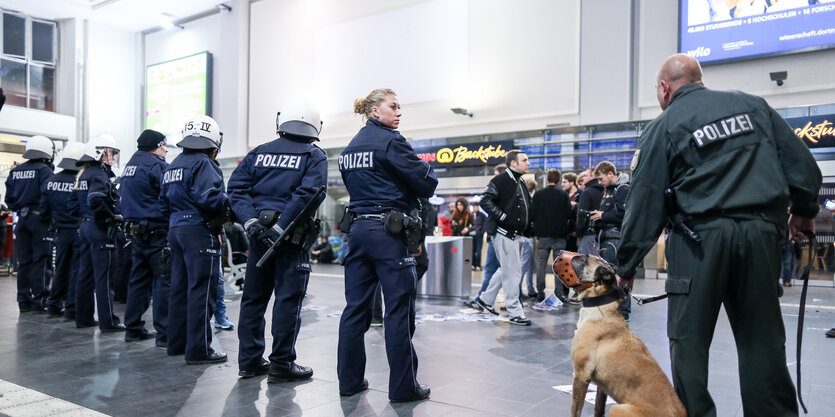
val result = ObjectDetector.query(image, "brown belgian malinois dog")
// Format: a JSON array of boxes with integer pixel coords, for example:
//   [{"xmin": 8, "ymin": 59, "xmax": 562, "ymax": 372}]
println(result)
[{"xmin": 554, "ymin": 251, "xmax": 686, "ymax": 417}]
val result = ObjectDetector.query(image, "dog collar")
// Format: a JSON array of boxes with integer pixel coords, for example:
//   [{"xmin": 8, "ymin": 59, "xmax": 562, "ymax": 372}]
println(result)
[{"xmin": 581, "ymin": 288, "xmax": 626, "ymax": 308}]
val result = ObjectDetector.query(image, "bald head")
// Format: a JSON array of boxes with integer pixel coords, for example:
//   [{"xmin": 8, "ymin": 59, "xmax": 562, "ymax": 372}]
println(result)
[{"xmin": 655, "ymin": 54, "xmax": 703, "ymax": 110}]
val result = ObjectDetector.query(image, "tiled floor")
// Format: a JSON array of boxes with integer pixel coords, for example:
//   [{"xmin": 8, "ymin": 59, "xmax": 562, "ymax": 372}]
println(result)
[{"xmin": 0, "ymin": 264, "xmax": 834, "ymax": 416}]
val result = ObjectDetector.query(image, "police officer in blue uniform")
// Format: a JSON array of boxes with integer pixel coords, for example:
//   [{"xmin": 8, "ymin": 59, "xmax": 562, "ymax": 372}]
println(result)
[
  {"xmin": 161, "ymin": 115, "xmax": 229, "ymax": 364},
  {"xmin": 75, "ymin": 133, "xmax": 125, "ymax": 331},
  {"xmin": 5, "ymin": 135, "xmax": 55, "ymax": 313},
  {"xmin": 42, "ymin": 142, "xmax": 86, "ymax": 318},
  {"xmin": 121, "ymin": 130, "xmax": 170, "ymax": 346},
  {"xmin": 229, "ymin": 100, "xmax": 327, "ymax": 381},
  {"xmin": 337, "ymin": 88, "xmax": 438, "ymax": 402}
]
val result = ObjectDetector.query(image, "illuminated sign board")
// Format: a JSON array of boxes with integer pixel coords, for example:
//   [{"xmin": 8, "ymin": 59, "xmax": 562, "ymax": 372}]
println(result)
[
  {"xmin": 414, "ymin": 140, "xmax": 513, "ymax": 168},
  {"xmin": 145, "ymin": 51, "xmax": 213, "ymax": 136},
  {"xmin": 786, "ymin": 115, "xmax": 835, "ymax": 149}
]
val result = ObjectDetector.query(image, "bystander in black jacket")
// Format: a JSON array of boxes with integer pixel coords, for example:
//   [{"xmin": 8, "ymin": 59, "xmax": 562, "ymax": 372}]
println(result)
[
  {"xmin": 598, "ymin": 172, "xmax": 630, "ymax": 231},
  {"xmin": 531, "ymin": 184, "xmax": 571, "ymax": 238},
  {"xmin": 575, "ymin": 178, "xmax": 604, "ymax": 237},
  {"xmin": 481, "ymin": 169, "xmax": 532, "ymax": 238}
]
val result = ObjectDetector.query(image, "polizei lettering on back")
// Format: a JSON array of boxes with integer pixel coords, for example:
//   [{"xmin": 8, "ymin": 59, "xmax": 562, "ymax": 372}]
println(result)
[
  {"xmin": 162, "ymin": 168, "xmax": 184, "ymax": 184},
  {"xmin": 122, "ymin": 166, "xmax": 137, "ymax": 177},
  {"xmin": 338, "ymin": 151, "xmax": 374, "ymax": 171},
  {"xmin": 46, "ymin": 181, "xmax": 75, "ymax": 192},
  {"xmin": 692, "ymin": 113, "xmax": 755, "ymax": 148},
  {"xmin": 254, "ymin": 154, "xmax": 303, "ymax": 170},
  {"xmin": 11, "ymin": 170, "xmax": 36, "ymax": 180}
]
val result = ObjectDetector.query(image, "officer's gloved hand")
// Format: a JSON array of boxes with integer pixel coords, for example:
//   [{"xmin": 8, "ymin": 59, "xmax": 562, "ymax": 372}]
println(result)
[
  {"xmin": 160, "ymin": 245, "xmax": 171, "ymax": 264},
  {"xmin": 245, "ymin": 218, "xmax": 269, "ymax": 244},
  {"xmin": 260, "ymin": 223, "xmax": 285, "ymax": 247},
  {"xmin": 111, "ymin": 214, "xmax": 125, "ymax": 229}
]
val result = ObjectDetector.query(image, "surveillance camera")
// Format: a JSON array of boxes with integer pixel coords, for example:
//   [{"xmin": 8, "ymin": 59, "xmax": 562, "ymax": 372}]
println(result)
[{"xmin": 770, "ymin": 71, "xmax": 787, "ymax": 87}]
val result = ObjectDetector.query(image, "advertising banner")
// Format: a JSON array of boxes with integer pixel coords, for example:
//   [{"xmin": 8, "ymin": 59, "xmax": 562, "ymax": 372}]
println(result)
[
  {"xmin": 785, "ymin": 114, "xmax": 835, "ymax": 148},
  {"xmin": 414, "ymin": 140, "xmax": 514, "ymax": 168},
  {"xmin": 146, "ymin": 51, "xmax": 212, "ymax": 136},
  {"xmin": 679, "ymin": 1, "xmax": 835, "ymax": 64}
]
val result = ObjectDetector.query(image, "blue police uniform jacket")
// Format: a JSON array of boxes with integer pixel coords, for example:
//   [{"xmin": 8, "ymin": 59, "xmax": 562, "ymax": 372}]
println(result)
[
  {"xmin": 4, "ymin": 160, "xmax": 53, "ymax": 213},
  {"xmin": 120, "ymin": 151, "xmax": 169, "ymax": 228},
  {"xmin": 160, "ymin": 151, "xmax": 228, "ymax": 228},
  {"xmin": 77, "ymin": 162, "xmax": 119, "ymax": 222},
  {"xmin": 42, "ymin": 170, "xmax": 81, "ymax": 228},
  {"xmin": 228, "ymin": 136, "xmax": 328, "ymax": 228},
  {"xmin": 339, "ymin": 119, "xmax": 438, "ymax": 214}
]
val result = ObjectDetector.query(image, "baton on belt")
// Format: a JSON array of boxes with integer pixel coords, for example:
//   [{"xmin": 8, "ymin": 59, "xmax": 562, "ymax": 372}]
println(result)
[{"xmin": 256, "ymin": 185, "xmax": 326, "ymax": 268}]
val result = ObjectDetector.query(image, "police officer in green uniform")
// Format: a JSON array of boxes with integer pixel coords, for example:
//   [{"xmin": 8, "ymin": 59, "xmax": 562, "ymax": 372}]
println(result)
[{"xmin": 617, "ymin": 54, "xmax": 821, "ymax": 417}]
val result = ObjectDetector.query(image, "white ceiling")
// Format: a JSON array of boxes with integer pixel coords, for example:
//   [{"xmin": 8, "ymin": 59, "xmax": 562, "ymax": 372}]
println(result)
[{"xmin": 0, "ymin": 0, "xmax": 228, "ymax": 32}]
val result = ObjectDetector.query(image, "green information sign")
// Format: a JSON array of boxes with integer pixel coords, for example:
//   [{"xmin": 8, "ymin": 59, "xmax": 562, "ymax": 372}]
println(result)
[{"xmin": 145, "ymin": 51, "xmax": 212, "ymax": 136}]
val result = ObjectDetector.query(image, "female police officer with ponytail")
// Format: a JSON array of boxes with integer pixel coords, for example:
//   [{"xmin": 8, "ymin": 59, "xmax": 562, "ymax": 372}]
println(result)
[
  {"xmin": 337, "ymin": 88, "xmax": 438, "ymax": 402},
  {"xmin": 161, "ymin": 115, "xmax": 229, "ymax": 364}
]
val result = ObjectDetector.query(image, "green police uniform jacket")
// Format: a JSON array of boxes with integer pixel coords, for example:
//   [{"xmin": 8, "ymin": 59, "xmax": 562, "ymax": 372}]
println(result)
[{"xmin": 616, "ymin": 83, "xmax": 821, "ymax": 279}]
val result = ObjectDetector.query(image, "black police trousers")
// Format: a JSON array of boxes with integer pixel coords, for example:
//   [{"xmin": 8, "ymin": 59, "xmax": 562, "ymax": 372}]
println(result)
[
  {"xmin": 167, "ymin": 225, "xmax": 221, "ymax": 361},
  {"xmin": 77, "ymin": 221, "xmax": 121, "ymax": 329},
  {"xmin": 237, "ymin": 240, "xmax": 311, "ymax": 372},
  {"xmin": 46, "ymin": 227, "xmax": 80, "ymax": 314},
  {"xmin": 124, "ymin": 232, "xmax": 170, "ymax": 344},
  {"xmin": 14, "ymin": 213, "xmax": 50, "ymax": 309},
  {"xmin": 666, "ymin": 217, "xmax": 798, "ymax": 417},
  {"xmin": 338, "ymin": 219, "xmax": 420, "ymax": 401}
]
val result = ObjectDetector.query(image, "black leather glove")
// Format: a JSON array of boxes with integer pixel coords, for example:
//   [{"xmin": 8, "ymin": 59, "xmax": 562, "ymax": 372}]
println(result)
[
  {"xmin": 245, "ymin": 217, "xmax": 284, "ymax": 247},
  {"xmin": 160, "ymin": 245, "xmax": 171, "ymax": 263},
  {"xmin": 106, "ymin": 214, "xmax": 124, "ymax": 241},
  {"xmin": 206, "ymin": 208, "xmax": 230, "ymax": 235},
  {"xmin": 261, "ymin": 223, "xmax": 284, "ymax": 246}
]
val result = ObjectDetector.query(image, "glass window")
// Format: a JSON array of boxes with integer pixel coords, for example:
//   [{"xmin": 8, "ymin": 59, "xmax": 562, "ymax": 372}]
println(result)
[
  {"xmin": 31, "ymin": 20, "xmax": 54, "ymax": 63},
  {"xmin": 0, "ymin": 58, "xmax": 27, "ymax": 107},
  {"xmin": 2, "ymin": 12, "xmax": 26, "ymax": 57},
  {"xmin": 1, "ymin": 12, "xmax": 57, "ymax": 112},
  {"xmin": 29, "ymin": 64, "xmax": 54, "ymax": 111}
]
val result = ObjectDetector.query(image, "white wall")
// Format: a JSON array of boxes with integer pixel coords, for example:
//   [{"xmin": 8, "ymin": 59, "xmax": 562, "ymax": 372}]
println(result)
[
  {"xmin": 637, "ymin": 0, "xmax": 835, "ymax": 120},
  {"xmin": 249, "ymin": 0, "xmax": 581, "ymax": 150},
  {"xmin": 144, "ymin": 7, "xmax": 247, "ymax": 158},
  {"xmin": 87, "ymin": 21, "xmax": 139, "ymax": 156},
  {"xmin": 579, "ymin": 0, "xmax": 634, "ymax": 125}
]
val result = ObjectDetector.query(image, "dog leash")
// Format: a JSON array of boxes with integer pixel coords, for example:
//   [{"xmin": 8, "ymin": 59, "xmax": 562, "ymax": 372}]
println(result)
[
  {"xmin": 633, "ymin": 293, "xmax": 667, "ymax": 305},
  {"xmin": 795, "ymin": 230, "xmax": 815, "ymax": 414}
]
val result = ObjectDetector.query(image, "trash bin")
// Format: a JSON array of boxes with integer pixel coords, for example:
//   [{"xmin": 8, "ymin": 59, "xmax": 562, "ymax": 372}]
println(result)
[{"xmin": 419, "ymin": 236, "xmax": 472, "ymax": 299}]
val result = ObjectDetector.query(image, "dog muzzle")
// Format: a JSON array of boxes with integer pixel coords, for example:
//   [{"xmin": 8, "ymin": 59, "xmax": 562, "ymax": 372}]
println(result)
[{"xmin": 553, "ymin": 251, "xmax": 595, "ymax": 292}]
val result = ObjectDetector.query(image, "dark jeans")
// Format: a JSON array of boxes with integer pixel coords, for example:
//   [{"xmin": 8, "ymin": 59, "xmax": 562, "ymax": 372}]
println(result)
[
  {"xmin": 780, "ymin": 240, "xmax": 794, "ymax": 284},
  {"xmin": 472, "ymin": 233, "xmax": 484, "ymax": 268},
  {"xmin": 599, "ymin": 237, "xmax": 629, "ymax": 317},
  {"xmin": 536, "ymin": 237, "xmax": 566, "ymax": 297},
  {"xmin": 478, "ymin": 240, "xmax": 499, "ymax": 298}
]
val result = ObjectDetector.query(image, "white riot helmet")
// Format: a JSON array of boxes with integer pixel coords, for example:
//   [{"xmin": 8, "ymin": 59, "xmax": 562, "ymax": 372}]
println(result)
[
  {"xmin": 178, "ymin": 115, "xmax": 222, "ymax": 150},
  {"xmin": 57, "ymin": 142, "xmax": 86, "ymax": 170},
  {"xmin": 23, "ymin": 135, "xmax": 55, "ymax": 161},
  {"xmin": 276, "ymin": 99, "xmax": 322, "ymax": 141},
  {"xmin": 79, "ymin": 133, "xmax": 121, "ymax": 166}
]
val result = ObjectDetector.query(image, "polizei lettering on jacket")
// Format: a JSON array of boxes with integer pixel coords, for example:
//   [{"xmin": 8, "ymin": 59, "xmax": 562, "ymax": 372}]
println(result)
[
  {"xmin": 46, "ymin": 181, "xmax": 75, "ymax": 192},
  {"xmin": 692, "ymin": 113, "xmax": 754, "ymax": 148},
  {"xmin": 122, "ymin": 166, "xmax": 137, "ymax": 177},
  {"xmin": 162, "ymin": 168, "xmax": 184, "ymax": 184},
  {"xmin": 338, "ymin": 151, "xmax": 374, "ymax": 171},
  {"xmin": 11, "ymin": 170, "xmax": 36, "ymax": 180},
  {"xmin": 254, "ymin": 154, "xmax": 303, "ymax": 170}
]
